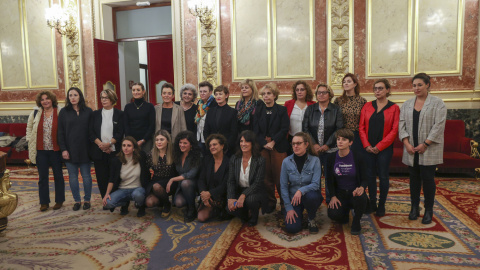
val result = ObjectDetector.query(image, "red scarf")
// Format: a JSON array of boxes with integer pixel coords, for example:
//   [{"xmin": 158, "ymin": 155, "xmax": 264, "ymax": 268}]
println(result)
[{"xmin": 36, "ymin": 108, "xmax": 60, "ymax": 151}]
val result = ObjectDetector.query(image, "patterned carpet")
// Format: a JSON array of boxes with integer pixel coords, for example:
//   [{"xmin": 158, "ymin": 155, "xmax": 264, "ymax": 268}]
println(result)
[{"xmin": 1, "ymin": 166, "xmax": 480, "ymax": 269}]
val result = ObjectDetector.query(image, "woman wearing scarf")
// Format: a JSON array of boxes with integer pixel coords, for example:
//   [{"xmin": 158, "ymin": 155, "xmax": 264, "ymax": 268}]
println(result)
[
  {"xmin": 235, "ymin": 79, "xmax": 265, "ymax": 132},
  {"xmin": 195, "ymin": 81, "xmax": 217, "ymax": 154}
]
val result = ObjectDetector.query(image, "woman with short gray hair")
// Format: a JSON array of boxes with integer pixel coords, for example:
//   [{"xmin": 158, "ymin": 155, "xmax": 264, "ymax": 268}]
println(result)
[{"xmin": 175, "ymin": 83, "xmax": 198, "ymax": 133}]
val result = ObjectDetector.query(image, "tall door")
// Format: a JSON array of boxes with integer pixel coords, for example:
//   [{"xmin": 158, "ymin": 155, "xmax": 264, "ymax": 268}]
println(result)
[
  {"xmin": 94, "ymin": 39, "xmax": 121, "ymax": 109},
  {"xmin": 147, "ymin": 39, "xmax": 174, "ymax": 104}
]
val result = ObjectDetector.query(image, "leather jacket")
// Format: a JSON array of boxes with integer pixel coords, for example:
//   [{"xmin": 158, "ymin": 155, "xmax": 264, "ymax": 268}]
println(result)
[{"xmin": 302, "ymin": 102, "xmax": 343, "ymax": 148}]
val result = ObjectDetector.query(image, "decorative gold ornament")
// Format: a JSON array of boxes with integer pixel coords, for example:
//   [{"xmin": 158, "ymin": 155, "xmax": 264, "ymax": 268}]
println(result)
[
  {"xmin": 45, "ymin": 0, "xmax": 83, "ymax": 90},
  {"xmin": 0, "ymin": 170, "xmax": 18, "ymax": 232},
  {"xmin": 189, "ymin": 0, "xmax": 220, "ymax": 87},
  {"xmin": 328, "ymin": 0, "xmax": 353, "ymax": 88}
]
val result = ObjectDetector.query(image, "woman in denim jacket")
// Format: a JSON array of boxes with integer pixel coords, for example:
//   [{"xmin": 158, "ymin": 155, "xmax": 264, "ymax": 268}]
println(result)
[{"xmin": 280, "ymin": 132, "xmax": 323, "ymax": 234}]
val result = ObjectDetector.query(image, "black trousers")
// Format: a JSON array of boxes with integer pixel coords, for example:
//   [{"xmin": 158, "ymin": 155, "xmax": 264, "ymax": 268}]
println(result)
[
  {"xmin": 408, "ymin": 154, "xmax": 437, "ymax": 210},
  {"xmin": 227, "ymin": 190, "xmax": 262, "ymax": 223},
  {"xmin": 328, "ymin": 188, "xmax": 368, "ymax": 222},
  {"xmin": 93, "ymin": 152, "xmax": 117, "ymax": 198}
]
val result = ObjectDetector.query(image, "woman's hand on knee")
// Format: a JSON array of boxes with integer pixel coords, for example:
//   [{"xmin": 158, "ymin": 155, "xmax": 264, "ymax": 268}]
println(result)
[
  {"xmin": 228, "ymin": 199, "xmax": 237, "ymax": 211},
  {"xmin": 236, "ymin": 194, "xmax": 246, "ymax": 208},
  {"xmin": 102, "ymin": 194, "xmax": 111, "ymax": 206},
  {"xmin": 285, "ymin": 210, "xmax": 298, "ymax": 224},
  {"xmin": 291, "ymin": 190, "xmax": 302, "ymax": 206},
  {"xmin": 328, "ymin": 196, "xmax": 341, "ymax": 209}
]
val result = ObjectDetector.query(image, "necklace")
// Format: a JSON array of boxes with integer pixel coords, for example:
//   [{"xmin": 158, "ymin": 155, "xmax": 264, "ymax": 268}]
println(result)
[
  {"xmin": 181, "ymin": 101, "xmax": 193, "ymax": 111},
  {"xmin": 135, "ymin": 101, "xmax": 144, "ymax": 110}
]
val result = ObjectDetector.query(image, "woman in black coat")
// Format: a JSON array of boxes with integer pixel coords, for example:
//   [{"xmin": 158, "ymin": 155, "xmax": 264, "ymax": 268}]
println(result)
[
  {"xmin": 227, "ymin": 130, "xmax": 266, "ymax": 226},
  {"xmin": 253, "ymin": 83, "xmax": 289, "ymax": 213},
  {"xmin": 123, "ymin": 82, "xmax": 155, "ymax": 152},
  {"xmin": 197, "ymin": 134, "xmax": 230, "ymax": 222},
  {"xmin": 58, "ymin": 87, "xmax": 93, "ymax": 211},
  {"xmin": 203, "ymin": 85, "xmax": 238, "ymax": 156},
  {"xmin": 89, "ymin": 89, "xmax": 124, "ymax": 200},
  {"xmin": 103, "ymin": 137, "xmax": 150, "ymax": 217}
]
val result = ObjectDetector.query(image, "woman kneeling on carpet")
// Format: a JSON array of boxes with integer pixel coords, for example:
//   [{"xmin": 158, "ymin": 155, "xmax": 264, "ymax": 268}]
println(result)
[
  {"xmin": 227, "ymin": 130, "xmax": 266, "ymax": 226},
  {"xmin": 145, "ymin": 130, "xmax": 177, "ymax": 217},
  {"xmin": 197, "ymin": 134, "xmax": 230, "ymax": 222},
  {"xmin": 167, "ymin": 131, "xmax": 202, "ymax": 223},
  {"xmin": 103, "ymin": 136, "xmax": 149, "ymax": 217},
  {"xmin": 280, "ymin": 132, "xmax": 323, "ymax": 234},
  {"xmin": 327, "ymin": 128, "xmax": 368, "ymax": 235}
]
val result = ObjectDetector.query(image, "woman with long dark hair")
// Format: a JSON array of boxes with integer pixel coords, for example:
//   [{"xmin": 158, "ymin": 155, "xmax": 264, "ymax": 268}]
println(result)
[
  {"xmin": 103, "ymin": 137, "xmax": 149, "ymax": 217},
  {"xmin": 145, "ymin": 130, "xmax": 177, "ymax": 217},
  {"xmin": 334, "ymin": 73, "xmax": 367, "ymax": 154},
  {"xmin": 124, "ymin": 82, "xmax": 155, "ymax": 152},
  {"xmin": 26, "ymin": 90, "xmax": 65, "ymax": 211},
  {"xmin": 227, "ymin": 130, "xmax": 266, "ymax": 226},
  {"xmin": 399, "ymin": 73, "xmax": 446, "ymax": 224},
  {"xmin": 58, "ymin": 87, "xmax": 93, "ymax": 211},
  {"xmin": 167, "ymin": 130, "xmax": 202, "ymax": 222}
]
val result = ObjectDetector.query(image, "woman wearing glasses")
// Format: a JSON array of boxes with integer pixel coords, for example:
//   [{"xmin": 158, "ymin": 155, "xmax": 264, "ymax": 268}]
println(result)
[
  {"xmin": 302, "ymin": 84, "xmax": 343, "ymax": 203},
  {"xmin": 359, "ymin": 79, "xmax": 399, "ymax": 216}
]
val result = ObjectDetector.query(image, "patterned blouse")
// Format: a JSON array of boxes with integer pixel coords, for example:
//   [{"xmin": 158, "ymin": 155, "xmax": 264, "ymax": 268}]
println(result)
[
  {"xmin": 146, "ymin": 152, "xmax": 176, "ymax": 180},
  {"xmin": 42, "ymin": 112, "xmax": 54, "ymax": 150},
  {"xmin": 334, "ymin": 95, "xmax": 367, "ymax": 131}
]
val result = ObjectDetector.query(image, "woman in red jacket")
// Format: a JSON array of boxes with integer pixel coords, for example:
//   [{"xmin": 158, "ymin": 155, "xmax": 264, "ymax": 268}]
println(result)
[
  {"xmin": 284, "ymin": 81, "xmax": 315, "ymax": 153},
  {"xmin": 359, "ymin": 79, "xmax": 399, "ymax": 217}
]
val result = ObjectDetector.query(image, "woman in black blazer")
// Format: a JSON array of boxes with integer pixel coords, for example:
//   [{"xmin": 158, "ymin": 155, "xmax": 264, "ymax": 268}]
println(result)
[
  {"xmin": 58, "ymin": 87, "xmax": 93, "ymax": 211},
  {"xmin": 227, "ymin": 130, "xmax": 266, "ymax": 226},
  {"xmin": 197, "ymin": 134, "xmax": 230, "ymax": 222},
  {"xmin": 89, "ymin": 89, "xmax": 124, "ymax": 200},
  {"xmin": 103, "ymin": 137, "xmax": 150, "ymax": 217},
  {"xmin": 253, "ymin": 83, "xmax": 289, "ymax": 213},
  {"xmin": 203, "ymin": 85, "xmax": 238, "ymax": 156}
]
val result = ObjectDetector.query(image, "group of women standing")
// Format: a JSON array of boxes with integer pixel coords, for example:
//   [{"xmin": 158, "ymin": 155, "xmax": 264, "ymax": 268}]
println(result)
[{"xmin": 26, "ymin": 72, "xmax": 446, "ymax": 234}]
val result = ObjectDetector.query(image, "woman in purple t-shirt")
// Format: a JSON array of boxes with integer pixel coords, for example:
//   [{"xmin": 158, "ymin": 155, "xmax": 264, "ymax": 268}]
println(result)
[{"xmin": 326, "ymin": 128, "xmax": 368, "ymax": 235}]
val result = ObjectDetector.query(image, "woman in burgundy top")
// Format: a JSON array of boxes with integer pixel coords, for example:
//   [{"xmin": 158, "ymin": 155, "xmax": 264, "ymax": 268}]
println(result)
[{"xmin": 359, "ymin": 79, "xmax": 400, "ymax": 217}]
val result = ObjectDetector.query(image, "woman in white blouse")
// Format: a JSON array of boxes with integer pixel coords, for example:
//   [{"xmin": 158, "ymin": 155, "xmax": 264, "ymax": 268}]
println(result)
[
  {"xmin": 284, "ymin": 81, "xmax": 315, "ymax": 154},
  {"xmin": 227, "ymin": 130, "xmax": 266, "ymax": 226}
]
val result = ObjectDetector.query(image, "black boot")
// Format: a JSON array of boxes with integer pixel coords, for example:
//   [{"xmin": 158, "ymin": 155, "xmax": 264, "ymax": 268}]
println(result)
[
  {"xmin": 184, "ymin": 205, "xmax": 197, "ymax": 223},
  {"xmin": 376, "ymin": 201, "xmax": 386, "ymax": 217},
  {"xmin": 137, "ymin": 205, "xmax": 146, "ymax": 217},
  {"xmin": 408, "ymin": 205, "xmax": 420, "ymax": 220},
  {"xmin": 422, "ymin": 209, "xmax": 433, "ymax": 224},
  {"xmin": 351, "ymin": 217, "xmax": 361, "ymax": 235},
  {"xmin": 120, "ymin": 201, "xmax": 130, "ymax": 215}
]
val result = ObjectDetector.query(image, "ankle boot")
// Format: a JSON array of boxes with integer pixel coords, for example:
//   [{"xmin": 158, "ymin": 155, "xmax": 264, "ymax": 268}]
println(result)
[
  {"xmin": 408, "ymin": 205, "xmax": 420, "ymax": 220},
  {"xmin": 422, "ymin": 209, "xmax": 433, "ymax": 224},
  {"xmin": 376, "ymin": 202, "xmax": 386, "ymax": 217}
]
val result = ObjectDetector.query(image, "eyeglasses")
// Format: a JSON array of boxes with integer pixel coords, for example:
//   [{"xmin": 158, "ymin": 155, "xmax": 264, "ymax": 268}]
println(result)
[
  {"xmin": 100, "ymin": 96, "xmax": 110, "ymax": 100},
  {"xmin": 317, "ymin": 91, "xmax": 329, "ymax": 95},
  {"xmin": 291, "ymin": 142, "xmax": 305, "ymax": 146},
  {"xmin": 373, "ymin": 87, "xmax": 385, "ymax": 91}
]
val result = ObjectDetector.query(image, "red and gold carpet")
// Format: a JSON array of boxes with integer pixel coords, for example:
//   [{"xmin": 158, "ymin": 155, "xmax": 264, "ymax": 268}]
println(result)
[{"xmin": 1, "ymin": 166, "xmax": 480, "ymax": 269}]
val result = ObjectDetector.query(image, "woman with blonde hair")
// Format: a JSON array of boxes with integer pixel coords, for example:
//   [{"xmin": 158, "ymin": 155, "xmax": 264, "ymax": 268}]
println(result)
[
  {"xmin": 89, "ymin": 89, "xmax": 124, "ymax": 201},
  {"xmin": 235, "ymin": 79, "xmax": 265, "ymax": 132},
  {"xmin": 254, "ymin": 83, "xmax": 289, "ymax": 213},
  {"xmin": 26, "ymin": 90, "xmax": 65, "ymax": 211},
  {"xmin": 145, "ymin": 129, "xmax": 177, "ymax": 218}
]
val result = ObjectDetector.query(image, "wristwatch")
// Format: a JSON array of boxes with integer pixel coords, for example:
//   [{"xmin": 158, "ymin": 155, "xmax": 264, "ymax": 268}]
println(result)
[{"xmin": 424, "ymin": 141, "xmax": 430, "ymax": 147}]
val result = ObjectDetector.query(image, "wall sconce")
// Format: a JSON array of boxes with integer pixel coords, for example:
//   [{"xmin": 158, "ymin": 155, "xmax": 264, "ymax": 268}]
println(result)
[
  {"xmin": 45, "ymin": 3, "xmax": 77, "ymax": 43},
  {"xmin": 188, "ymin": 0, "xmax": 216, "ymax": 31},
  {"xmin": 188, "ymin": 0, "xmax": 220, "ymax": 87}
]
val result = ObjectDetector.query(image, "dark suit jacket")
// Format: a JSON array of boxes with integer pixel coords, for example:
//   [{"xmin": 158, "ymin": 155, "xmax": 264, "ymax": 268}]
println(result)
[
  {"xmin": 109, "ymin": 151, "xmax": 150, "ymax": 192},
  {"xmin": 326, "ymin": 150, "xmax": 367, "ymax": 198},
  {"xmin": 253, "ymin": 103, "xmax": 290, "ymax": 153},
  {"xmin": 197, "ymin": 154, "xmax": 229, "ymax": 200},
  {"xmin": 89, "ymin": 108, "xmax": 124, "ymax": 160},
  {"xmin": 227, "ymin": 155, "xmax": 265, "ymax": 199},
  {"xmin": 203, "ymin": 104, "xmax": 238, "ymax": 154},
  {"xmin": 302, "ymin": 102, "xmax": 343, "ymax": 148}
]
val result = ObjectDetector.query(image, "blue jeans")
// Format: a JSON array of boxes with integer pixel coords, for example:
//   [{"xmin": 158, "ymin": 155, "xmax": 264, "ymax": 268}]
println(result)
[
  {"xmin": 65, "ymin": 162, "xmax": 93, "ymax": 202},
  {"xmin": 365, "ymin": 146, "xmax": 393, "ymax": 203},
  {"xmin": 105, "ymin": 187, "xmax": 146, "ymax": 209},
  {"xmin": 36, "ymin": 150, "xmax": 65, "ymax": 204},
  {"xmin": 284, "ymin": 190, "xmax": 323, "ymax": 234}
]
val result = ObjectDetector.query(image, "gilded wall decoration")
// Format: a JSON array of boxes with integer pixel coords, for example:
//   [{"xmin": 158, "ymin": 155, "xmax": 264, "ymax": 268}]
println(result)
[{"xmin": 327, "ymin": 0, "xmax": 353, "ymax": 88}]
